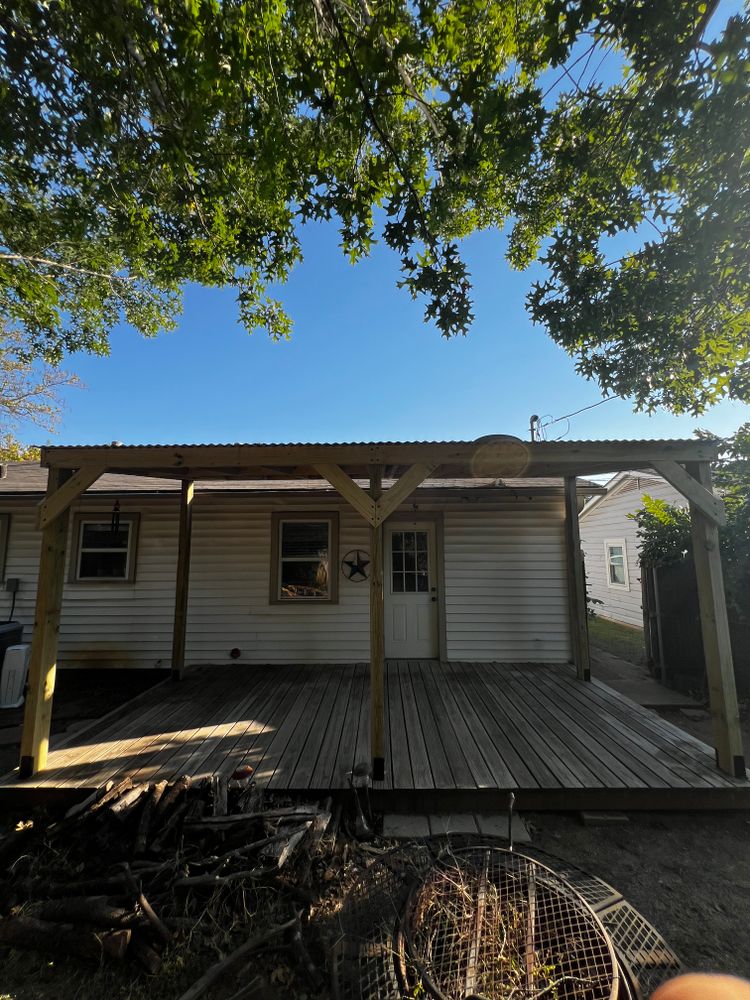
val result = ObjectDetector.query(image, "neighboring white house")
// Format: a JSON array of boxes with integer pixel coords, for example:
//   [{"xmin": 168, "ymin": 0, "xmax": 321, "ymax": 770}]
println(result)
[
  {"xmin": 0, "ymin": 462, "xmax": 600, "ymax": 670},
  {"xmin": 579, "ymin": 471, "xmax": 685, "ymax": 628}
]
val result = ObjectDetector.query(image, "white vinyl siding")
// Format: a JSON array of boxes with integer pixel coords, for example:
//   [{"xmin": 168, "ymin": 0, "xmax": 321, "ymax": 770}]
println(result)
[
  {"xmin": 580, "ymin": 475, "xmax": 684, "ymax": 628},
  {"xmin": 0, "ymin": 492, "xmax": 571, "ymax": 667},
  {"xmin": 443, "ymin": 499, "xmax": 570, "ymax": 662}
]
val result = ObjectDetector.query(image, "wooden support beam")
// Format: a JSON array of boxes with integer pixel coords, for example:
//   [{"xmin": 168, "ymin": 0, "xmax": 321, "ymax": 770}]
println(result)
[
  {"xmin": 369, "ymin": 466, "xmax": 385, "ymax": 781},
  {"xmin": 19, "ymin": 468, "xmax": 72, "ymax": 778},
  {"xmin": 171, "ymin": 481, "xmax": 195, "ymax": 681},
  {"xmin": 652, "ymin": 460, "xmax": 726, "ymax": 526},
  {"xmin": 41, "ymin": 435, "xmax": 720, "ymax": 479},
  {"xmin": 36, "ymin": 465, "xmax": 105, "ymax": 530},
  {"xmin": 687, "ymin": 462, "xmax": 745, "ymax": 777},
  {"xmin": 375, "ymin": 463, "xmax": 436, "ymax": 524},
  {"xmin": 563, "ymin": 476, "xmax": 590, "ymax": 682},
  {"xmin": 313, "ymin": 464, "xmax": 377, "ymax": 524}
]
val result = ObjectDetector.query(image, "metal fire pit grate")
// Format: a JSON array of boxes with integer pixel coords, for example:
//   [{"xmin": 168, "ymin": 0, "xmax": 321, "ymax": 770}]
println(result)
[
  {"xmin": 327, "ymin": 840, "xmax": 681, "ymax": 1000},
  {"xmin": 396, "ymin": 848, "xmax": 618, "ymax": 1000}
]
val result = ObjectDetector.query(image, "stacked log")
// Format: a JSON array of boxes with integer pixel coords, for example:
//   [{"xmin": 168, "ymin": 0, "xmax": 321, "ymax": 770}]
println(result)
[{"xmin": 0, "ymin": 771, "xmax": 332, "ymax": 984}]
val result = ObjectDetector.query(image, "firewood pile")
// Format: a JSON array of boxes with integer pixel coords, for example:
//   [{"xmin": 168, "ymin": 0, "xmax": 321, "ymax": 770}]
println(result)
[{"xmin": 0, "ymin": 771, "xmax": 340, "ymax": 999}]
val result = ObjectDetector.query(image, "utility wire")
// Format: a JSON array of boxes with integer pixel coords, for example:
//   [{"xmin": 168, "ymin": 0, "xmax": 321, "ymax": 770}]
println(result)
[{"xmin": 541, "ymin": 395, "xmax": 616, "ymax": 429}]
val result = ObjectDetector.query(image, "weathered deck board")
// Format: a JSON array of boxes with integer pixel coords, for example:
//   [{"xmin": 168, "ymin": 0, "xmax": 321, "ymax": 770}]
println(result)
[{"xmin": 2, "ymin": 661, "xmax": 748, "ymax": 810}]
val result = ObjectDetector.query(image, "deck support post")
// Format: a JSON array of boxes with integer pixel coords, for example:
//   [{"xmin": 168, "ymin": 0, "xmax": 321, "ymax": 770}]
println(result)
[
  {"xmin": 19, "ymin": 468, "xmax": 72, "ymax": 778},
  {"xmin": 687, "ymin": 462, "xmax": 745, "ymax": 777},
  {"xmin": 369, "ymin": 465, "xmax": 385, "ymax": 781},
  {"xmin": 171, "ymin": 480, "xmax": 195, "ymax": 681},
  {"xmin": 563, "ymin": 475, "xmax": 590, "ymax": 681}
]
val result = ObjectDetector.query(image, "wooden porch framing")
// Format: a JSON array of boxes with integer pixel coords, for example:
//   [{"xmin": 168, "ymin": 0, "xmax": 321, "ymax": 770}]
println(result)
[{"xmin": 18, "ymin": 435, "xmax": 746, "ymax": 785}]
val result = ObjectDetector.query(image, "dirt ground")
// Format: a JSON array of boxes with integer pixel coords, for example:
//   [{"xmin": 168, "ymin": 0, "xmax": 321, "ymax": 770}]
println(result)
[{"xmin": 529, "ymin": 809, "xmax": 750, "ymax": 979}]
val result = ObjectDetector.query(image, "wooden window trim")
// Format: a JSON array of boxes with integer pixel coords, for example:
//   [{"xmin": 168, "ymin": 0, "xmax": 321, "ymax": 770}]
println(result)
[
  {"xmin": 69, "ymin": 512, "xmax": 140, "ymax": 584},
  {"xmin": 270, "ymin": 511, "xmax": 339, "ymax": 605},
  {"xmin": 604, "ymin": 537, "xmax": 629, "ymax": 591}
]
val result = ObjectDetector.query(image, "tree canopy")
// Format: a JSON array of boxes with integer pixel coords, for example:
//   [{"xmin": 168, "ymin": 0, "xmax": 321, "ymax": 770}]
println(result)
[{"xmin": 1, "ymin": 0, "xmax": 748, "ymax": 412}]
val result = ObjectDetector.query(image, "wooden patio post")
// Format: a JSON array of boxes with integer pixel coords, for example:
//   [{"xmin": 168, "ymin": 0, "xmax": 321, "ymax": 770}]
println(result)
[
  {"xmin": 171, "ymin": 480, "xmax": 195, "ymax": 681},
  {"xmin": 369, "ymin": 465, "xmax": 385, "ymax": 780},
  {"xmin": 687, "ymin": 462, "xmax": 745, "ymax": 777},
  {"xmin": 563, "ymin": 475, "xmax": 591, "ymax": 682},
  {"xmin": 19, "ymin": 468, "xmax": 72, "ymax": 778}
]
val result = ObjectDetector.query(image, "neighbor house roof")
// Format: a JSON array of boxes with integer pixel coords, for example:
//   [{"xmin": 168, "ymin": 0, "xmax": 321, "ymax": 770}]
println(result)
[{"xmin": 579, "ymin": 469, "xmax": 681, "ymax": 519}]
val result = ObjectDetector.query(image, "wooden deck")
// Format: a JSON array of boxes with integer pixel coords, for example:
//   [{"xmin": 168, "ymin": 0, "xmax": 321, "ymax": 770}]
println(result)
[{"xmin": 3, "ymin": 661, "xmax": 749, "ymax": 810}]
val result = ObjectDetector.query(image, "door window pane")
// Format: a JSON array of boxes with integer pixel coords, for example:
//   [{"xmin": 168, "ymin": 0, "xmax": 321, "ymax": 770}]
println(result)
[{"xmin": 391, "ymin": 530, "xmax": 430, "ymax": 594}]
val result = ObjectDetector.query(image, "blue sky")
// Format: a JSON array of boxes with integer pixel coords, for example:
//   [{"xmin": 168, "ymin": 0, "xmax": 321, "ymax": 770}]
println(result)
[{"xmin": 39, "ymin": 218, "xmax": 748, "ymax": 448}]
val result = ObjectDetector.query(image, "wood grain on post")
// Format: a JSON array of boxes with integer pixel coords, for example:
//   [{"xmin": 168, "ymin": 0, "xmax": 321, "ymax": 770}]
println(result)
[
  {"xmin": 19, "ymin": 467, "xmax": 72, "ymax": 777},
  {"xmin": 687, "ymin": 461, "xmax": 745, "ymax": 777},
  {"xmin": 563, "ymin": 476, "xmax": 591, "ymax": 682},
  {"xmin": 171, "ymin": 480, "xmax": 195, "ymax": 680},
  {"xmin": 369, "ymin": 465, "xmax": 385, "ymax": 780}
]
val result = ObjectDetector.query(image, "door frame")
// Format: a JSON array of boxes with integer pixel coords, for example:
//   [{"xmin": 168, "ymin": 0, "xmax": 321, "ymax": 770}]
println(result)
[{"xmin": 383, "ymin": 510, "xmax": 447, "ymax": 661}]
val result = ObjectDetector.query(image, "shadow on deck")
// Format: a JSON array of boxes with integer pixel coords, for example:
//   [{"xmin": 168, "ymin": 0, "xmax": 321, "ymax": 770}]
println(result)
[{"xmin": 1, "ymin": 661, "xmax": 748, "ymax": 811}]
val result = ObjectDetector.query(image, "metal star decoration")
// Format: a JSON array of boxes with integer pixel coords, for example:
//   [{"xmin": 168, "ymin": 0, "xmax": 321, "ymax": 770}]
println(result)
[{"xmin": 341, "ymin": 549, "xmax": 370, "ymax": 581}]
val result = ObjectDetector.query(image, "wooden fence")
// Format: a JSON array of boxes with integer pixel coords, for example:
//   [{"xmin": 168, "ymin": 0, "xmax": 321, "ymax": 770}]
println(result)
[{"xmin": 642, "ymin": 557, "xmax": 750, "ymax": 696}]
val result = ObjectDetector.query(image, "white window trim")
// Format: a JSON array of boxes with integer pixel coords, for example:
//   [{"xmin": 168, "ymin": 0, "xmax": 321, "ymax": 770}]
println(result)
[
  {"xmin": 270, "ymin": 512, "xmax": 339, "ymax": 604},
  {"xmin": 604, "ymin": 537, "xmax": 630, "ymax": 591},
  {"xmin": 70, "ymin": 513, "xmax": 140, "ymax": 584}
]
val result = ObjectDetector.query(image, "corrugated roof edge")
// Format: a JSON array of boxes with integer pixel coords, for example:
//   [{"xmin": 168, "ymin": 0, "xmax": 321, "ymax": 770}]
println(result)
[{"xmin": 38, "ymin": 436, "xmax": 708, "ymax": 449}]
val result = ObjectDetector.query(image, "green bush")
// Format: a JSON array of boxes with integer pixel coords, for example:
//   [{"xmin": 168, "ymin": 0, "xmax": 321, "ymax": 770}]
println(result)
[{"xmin": 631, "ymin": 424, "xmax": 750, "ymax": 623}]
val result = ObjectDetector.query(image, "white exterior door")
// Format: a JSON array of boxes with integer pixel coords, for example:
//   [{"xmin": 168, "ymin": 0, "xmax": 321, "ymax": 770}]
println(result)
[{"xmin": 384, "ymin": 522, "xmax": 439, "ymax": 658}]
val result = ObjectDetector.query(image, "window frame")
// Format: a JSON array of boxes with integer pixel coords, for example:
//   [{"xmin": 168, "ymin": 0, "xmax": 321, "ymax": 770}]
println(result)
[
  {"xmin": 69, "ymin": 512, "xmax": 140, "ymax": 584},
  {"xmin": 604, "ymin": 537, "xmax": 629, "ymax": 591},
  {"xmin": 270, "ymin": 511, "xmax": 339, "ymax": 604}
]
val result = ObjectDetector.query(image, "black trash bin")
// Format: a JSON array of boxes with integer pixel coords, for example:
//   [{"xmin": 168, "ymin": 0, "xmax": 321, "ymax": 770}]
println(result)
[{"xmin": 0, "ymin": 621, "xmax": 23, "ymax": 665}]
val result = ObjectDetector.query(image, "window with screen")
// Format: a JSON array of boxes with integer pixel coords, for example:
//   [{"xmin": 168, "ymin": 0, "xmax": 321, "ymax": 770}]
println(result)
[
  {"xmin": 72, "ymin": 514, "xmax": 139, "ymax": 582},
  {"xmin": 605, "ymin": 539, "xmax": 629, "ymax": 589},
  {"xmin": 271, "ymin": 513, "xmax": 339, "ymax": 602}
]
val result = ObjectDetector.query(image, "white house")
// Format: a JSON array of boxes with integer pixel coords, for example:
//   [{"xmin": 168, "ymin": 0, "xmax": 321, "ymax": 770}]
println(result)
[
  {"xmin": 579, "ymin": 471, "xmax": 685, "ymax": 628},
  {"xmin": 4, "ymin": 437, "xmax": 744, "ymax": 795},
  {"xmin": 0, "ymin": 461, "xmax": 599, "ymax": 670}
]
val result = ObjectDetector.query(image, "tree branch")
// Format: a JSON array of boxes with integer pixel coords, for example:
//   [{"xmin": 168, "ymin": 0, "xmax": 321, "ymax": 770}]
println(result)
[{"xmin": 0, "ymin": 253, "xmax": 134, "ymax": 283}]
